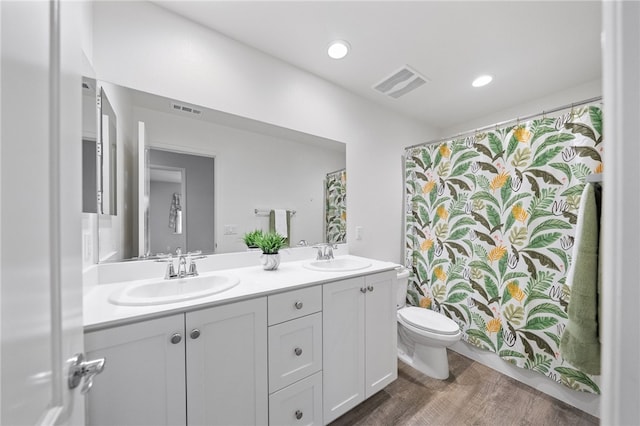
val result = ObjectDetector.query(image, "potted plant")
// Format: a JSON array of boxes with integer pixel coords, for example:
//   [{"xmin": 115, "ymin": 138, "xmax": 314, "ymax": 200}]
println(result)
[
  {"xmin": 254, "ymin": 231, "xmax": 287, "ymax": 270},
  {"xmin": 243, "ymin": 229, "xmax": 264, "ymax": 250}
]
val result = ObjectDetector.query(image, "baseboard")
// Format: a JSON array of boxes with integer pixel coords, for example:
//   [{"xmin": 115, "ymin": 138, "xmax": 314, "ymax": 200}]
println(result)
[{"xmin": 449, "ymin": 341, "xmax": 600, "ymax": 418}]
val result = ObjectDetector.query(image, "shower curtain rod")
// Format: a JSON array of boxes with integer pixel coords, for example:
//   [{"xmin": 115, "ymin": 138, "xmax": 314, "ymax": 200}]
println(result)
[
  {"xmin": 406, "ymin": 95, "xmax": 603, "ymax": 149},
  {"xmin": 327, "ymin": 167, "xmax": 346, "ymax": 175}
]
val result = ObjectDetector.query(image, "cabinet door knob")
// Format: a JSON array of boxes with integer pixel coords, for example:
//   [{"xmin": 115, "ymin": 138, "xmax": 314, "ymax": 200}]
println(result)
[
  {"xmin": 367, "ymin": 285, "xmax": 374, "ymax": 292},
  {"xmin": 360, "ymin": 287, "xmax": 367, "ymax": 293},
  {"xmin": 295, "ymin": 410, "xmax": 303, "ymax": 420},
  {"xmin": 170, "ymin": 333, "xmax": 182, "ymax": 344},
  {"xmin": 294, "ymin": 347, "xmax": 303, "ymax": 356},
  {"xmin": 294, "ymin": 301, "xmax": 303, "ymax": 310},
  {"xmin": 190, "ymin": 329, "xmax": 201, "ymax": 339}
]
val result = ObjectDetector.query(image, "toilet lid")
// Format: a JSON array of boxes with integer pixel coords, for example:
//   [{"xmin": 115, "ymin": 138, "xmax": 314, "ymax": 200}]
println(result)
[{"xmin": 399, "ymin": 307, "xmax": 460, "ymax": 335}]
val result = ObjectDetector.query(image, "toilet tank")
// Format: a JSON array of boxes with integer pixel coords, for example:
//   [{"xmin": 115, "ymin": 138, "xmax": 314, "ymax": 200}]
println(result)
[{"xmin": 396, "ymin": 267, "xmax": 411, "ymax": 308}]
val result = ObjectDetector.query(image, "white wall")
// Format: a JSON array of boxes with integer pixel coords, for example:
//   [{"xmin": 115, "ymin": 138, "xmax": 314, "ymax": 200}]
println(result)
[
  {"xmin": 437, "ymin": 79, "xmax": 603, "ymax": 417},
  {"xmin": 134, "ymin": 106, "xmax": 345, "ymax": 254},
  {"xmin": 440, "ymin": 79, "xmax": 602, "ymax": 139},
  {"xmin": 92, "ymin": 0, "xmax": 437, "ymax": 263},
  {"xmin": 601, "ymin": 2, "xmax": 640, "ymax": 424}
]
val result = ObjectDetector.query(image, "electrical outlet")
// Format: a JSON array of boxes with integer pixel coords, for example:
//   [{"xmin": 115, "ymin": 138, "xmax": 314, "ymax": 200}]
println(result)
[{"xmin": 224, "ymin": 225, "xmax": 238, "ymax": 235}]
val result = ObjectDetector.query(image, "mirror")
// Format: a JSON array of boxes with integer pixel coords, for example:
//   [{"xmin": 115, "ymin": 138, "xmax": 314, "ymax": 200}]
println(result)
[
  {"xmin": 98, "ymin": 87, "xmax": 118, "ymax": 215},
  {"xmin": 82, "ymin": 78, "xmax": 118, "ymax": 215},
  {"xmin": 82, "ymin": 79, "xmax": 346, "ymax": 262}
]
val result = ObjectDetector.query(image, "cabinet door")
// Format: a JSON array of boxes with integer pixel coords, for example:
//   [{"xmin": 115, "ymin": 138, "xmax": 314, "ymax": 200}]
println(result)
[
  {"xmin": 322, "ymin": 277, "xmax": 365, "ymax": 424},
  {"xmin": 364, "ymin": 271, "xmax": 398, "ymax": 398},
  {"xmin": 186, "ymin": 297, "xmax": 268, "ymax": 426},
  {"xmin": 85, "ymin": 314, "xmax": 186, "ymax": 426}
]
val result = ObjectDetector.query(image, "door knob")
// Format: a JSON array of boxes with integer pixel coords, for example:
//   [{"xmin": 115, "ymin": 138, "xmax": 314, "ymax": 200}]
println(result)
[
  {"xmin": 295, "ymin": 410, "xmax": 303, "ymax": 420},
  {"xmin": 190, "ymin": 329, "xmax": 201, "ymax": 339},
  {"xmin": 294, "ymin": 301, "xmax": 303, "ymax": 310},
  {"xmin": 68, "ymin": 353, "xmax": 106, "ymax": 394},
  {"xmin": 367, "ymin": 285, "xmax": 374, "ymax": 292},
  {"xmin": 294, "ymin": 347, "xmax": 303, "ymax": 356},
  {"xmin": 360, "ymin": 287, "xmax": 367, "ymax": 293}
]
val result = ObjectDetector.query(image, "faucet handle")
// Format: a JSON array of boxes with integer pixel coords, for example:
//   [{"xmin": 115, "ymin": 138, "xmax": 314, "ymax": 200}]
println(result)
[
  {"xmin": 188, "ymin": 260, "xmax": 199, "ymax": 276},
  {"xmin": 165, "ymin": 260, "xmax": 176, "ymax": 280}
]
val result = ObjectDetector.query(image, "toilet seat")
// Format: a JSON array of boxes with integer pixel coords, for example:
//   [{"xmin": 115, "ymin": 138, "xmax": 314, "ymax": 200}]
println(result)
[{"xmin": 398, "ymin": 307, "xmax": 459, "ymax": 335}]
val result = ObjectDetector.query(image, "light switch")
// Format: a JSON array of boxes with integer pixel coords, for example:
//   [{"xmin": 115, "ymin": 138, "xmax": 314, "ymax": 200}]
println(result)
[{"xmin": 355, "ymin": 226, "xmax": 363, "ymax": 240}]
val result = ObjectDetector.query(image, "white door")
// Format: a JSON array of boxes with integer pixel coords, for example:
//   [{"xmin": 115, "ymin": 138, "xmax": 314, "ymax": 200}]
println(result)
[
  {"xmin": 137, "ymin": 121, "xmax": 149, "ymax": 257},
  {"xmin": 322, "ymin": 277, "xmax": 366, "ymax": 424},
  {"xmin": 1, "ymin": 1, "xmax": 86, "ymax": 424}
]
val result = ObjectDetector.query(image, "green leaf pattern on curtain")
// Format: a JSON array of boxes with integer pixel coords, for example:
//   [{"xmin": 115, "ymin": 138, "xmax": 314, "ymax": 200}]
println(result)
[
  {"xmin": 404, "ymin": 104, "xmax": 603, "ymax": 394},
  {"xmin": 326, "ymin": 169, "xmax": 347, "ymax": 244}
]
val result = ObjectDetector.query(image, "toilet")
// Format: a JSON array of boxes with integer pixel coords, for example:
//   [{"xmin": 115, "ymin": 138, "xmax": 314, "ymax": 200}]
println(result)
[{"xmin": 396, "ymin": 267, "xmax": 462, "ymax": 379}]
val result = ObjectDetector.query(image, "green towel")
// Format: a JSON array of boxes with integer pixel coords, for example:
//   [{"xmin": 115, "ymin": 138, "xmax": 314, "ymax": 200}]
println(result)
[{"xmin": 560, "ymin": 183, "xmax": 601, "ymax": 375}]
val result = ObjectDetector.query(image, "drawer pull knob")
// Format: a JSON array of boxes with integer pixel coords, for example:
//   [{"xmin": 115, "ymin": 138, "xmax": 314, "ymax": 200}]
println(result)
[
  {"xmin": 367, "ymin": 285, "xmax": 374, "ymax": 292},
  {"xmin": 294, "ymin": 347, "xmax": 303, "ymax": 356},
  {"xmin": 190, "ymin": 329, "xmax": 201, "ymax": 339},
  {"xmin": 360, "ymin": 287, "xmax": 367, "ymax": 293},
  {"xmin": 170, "ymin": 333, "xmax": 182, "ymax": 344},
  {"xmin": 295, "ymin": 410, "xmax": 303, "ymax": 420},
  {"xmin": 294, "ymin": 301, "xmax": 304, "ymax": 310}
]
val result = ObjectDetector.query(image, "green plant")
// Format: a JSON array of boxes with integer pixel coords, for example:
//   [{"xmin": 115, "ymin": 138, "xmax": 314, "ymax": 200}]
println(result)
[
  {"xmin": 255, "ymin": 231, "xmax": 287, "ymax": 254},
  {"xmin": 243, "ymin": 229, "xmax": 264, "ymax": 248}
]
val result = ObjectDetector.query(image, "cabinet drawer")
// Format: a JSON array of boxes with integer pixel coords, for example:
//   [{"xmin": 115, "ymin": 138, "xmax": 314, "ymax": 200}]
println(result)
[
  {"xmin": 268, "ymin": 286, "xmax": 321, "ymax": 325},
  {"xmin": 269, "ymin": 312, "xmax": 322, "ymax": 393},
  {"xmin": 269, "ymin": 371, "xmax": 323, "ymax": 426}
]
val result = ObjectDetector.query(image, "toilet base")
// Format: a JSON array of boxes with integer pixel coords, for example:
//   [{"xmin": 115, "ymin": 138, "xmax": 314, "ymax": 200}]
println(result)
[{"xmin": 397, "ymin": 342, "xmax": 451, "ymax": 380}]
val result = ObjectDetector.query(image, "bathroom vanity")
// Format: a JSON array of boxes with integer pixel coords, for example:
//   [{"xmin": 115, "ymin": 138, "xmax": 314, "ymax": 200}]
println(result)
[{"xmin": 83, "ymin": 255, "xmax": 398, "ymax": 425}]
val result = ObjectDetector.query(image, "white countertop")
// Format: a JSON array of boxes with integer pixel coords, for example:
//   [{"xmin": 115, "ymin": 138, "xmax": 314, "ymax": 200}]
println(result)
[{"xmin": 84, "ymin": 255, "xmax": 399, "ymax": 332}]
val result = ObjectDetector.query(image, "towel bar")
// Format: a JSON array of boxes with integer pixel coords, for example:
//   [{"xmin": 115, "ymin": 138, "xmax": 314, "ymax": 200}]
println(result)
[{"xmin": 254, "ymin": 209, "xmax": 296, "ymax": 216}]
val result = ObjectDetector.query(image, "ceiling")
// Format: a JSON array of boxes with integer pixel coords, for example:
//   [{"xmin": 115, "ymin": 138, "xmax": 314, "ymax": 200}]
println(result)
[{"xmin": 152, "ymin": 1, "xmax": 602, "ymax": 130}]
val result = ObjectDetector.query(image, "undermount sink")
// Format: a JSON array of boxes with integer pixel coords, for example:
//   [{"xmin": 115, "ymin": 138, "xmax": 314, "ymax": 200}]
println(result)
[
  {"xmin": 109, "ymin": 274, "xmax": 240, "ymax": 306},
  {"xmin": 303, "ymin": 257, "xmax": 371, "ymax": 272}
]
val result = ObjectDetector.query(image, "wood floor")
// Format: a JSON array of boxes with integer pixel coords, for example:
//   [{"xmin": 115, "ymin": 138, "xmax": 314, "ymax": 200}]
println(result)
[{"xmin": 330, "ymin": 351, "xmax": 599, "ymax": 426}]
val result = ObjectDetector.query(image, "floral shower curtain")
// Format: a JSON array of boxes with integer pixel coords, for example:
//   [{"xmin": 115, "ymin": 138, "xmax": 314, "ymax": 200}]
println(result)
[
  {"xmin": 325, "ymin": 169, "xmax": 347, "ymax": 244},
  {"xmin": 404, "ymin": 103, "xmax": 602, "ymax": 393}
]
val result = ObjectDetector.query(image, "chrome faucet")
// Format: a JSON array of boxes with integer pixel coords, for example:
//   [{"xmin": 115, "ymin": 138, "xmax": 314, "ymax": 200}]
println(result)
[
  {"xmin": 313, "ymin": 243, "xmax": 337, "ymax": 261},
  {"xmin": 157, "ymin": 248, "xmax": 204, "ymax": 279}
]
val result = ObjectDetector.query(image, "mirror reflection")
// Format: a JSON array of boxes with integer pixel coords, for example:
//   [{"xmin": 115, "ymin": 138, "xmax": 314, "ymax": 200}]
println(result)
[
  {"xmin": 147, "ymin": 148, "xmax": 215, "ymax": 256},
  {"xmin": 82, "ymin": 79, "xmax": 346, "ymax": 263}
]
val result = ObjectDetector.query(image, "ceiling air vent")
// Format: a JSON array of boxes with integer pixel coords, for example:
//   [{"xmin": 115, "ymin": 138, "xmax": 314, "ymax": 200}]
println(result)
[
  {"xmin": 170, "ymin": 102, "xmax": 203, "ymax": 117},
  {"xmin": 373, "ymin": 65, "xmax": 429, "ymax": 99}
]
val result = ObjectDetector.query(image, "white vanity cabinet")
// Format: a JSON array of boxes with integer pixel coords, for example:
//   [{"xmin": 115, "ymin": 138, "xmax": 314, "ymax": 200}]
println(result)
[
  {"xmin": 85, "ymin": 297, "xmax": 268, "ymax": 426},
  {"xmin": 322, "ymin": 271, "xmax": 397, "ymax": 424},
  {"xmin": 267, "ymin": 286, "xmax": 324, "ymax": 426}
]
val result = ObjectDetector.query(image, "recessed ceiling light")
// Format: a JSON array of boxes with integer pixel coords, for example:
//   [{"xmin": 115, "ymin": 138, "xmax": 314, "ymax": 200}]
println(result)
[
  {"xmin": 472, "ymin": 75, "xmax": 493, "ymax": 88},
  {"xmin": 327, "ymin": 40, "xmax": 350, "ymax": 59}
]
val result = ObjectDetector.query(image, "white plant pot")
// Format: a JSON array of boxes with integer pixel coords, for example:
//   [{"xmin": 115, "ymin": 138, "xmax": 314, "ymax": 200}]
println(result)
[{"xmin": 260, "ymin": 253, "xmax": 280, "ymax": 270}]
